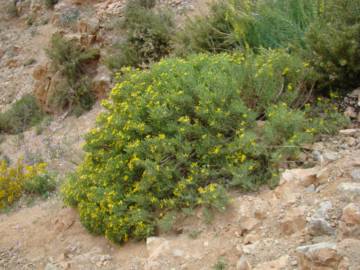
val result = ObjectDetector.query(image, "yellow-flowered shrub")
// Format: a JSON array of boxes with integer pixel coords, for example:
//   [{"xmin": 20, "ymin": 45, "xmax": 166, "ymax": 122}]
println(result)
[
  {"xmin": 0, "ymin": 160, "xmax": 50, "ymax": 209},
  {"xmin": 62, "ymin": 50, "xmax": 347, "ymax": 243}
]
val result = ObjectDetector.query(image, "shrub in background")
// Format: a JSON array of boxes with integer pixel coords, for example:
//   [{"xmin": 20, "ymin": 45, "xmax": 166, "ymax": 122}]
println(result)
[
  {"xmin": 0, "ymin": 94, "xmax": 44, "ymax": 134},
  {"xmin": 176, "ymin": 0, "xmax": 320, "ymax": 54},
  {"xmin": 305, "ymin": 0, "xmax": 360, "ymax": 93},
  {"xmin": 23, "ymin": 173, "xmax": 56, "ymax": 198},
  {"xmin": 106, "ymin": 0, "xmax": 174, "ymax": 70},
  {"xmin": 46, "ymin": 33, "xmax": 99, "ymax": 114},
  {"xmin": 0, "ymin": 160, "xmax": 51, "ymax": 209},
  {"xmin": 175, "ymin": 2, "xmax": 238, "ymax": 55},
  {"xmin": 62, "ymin": 50, "xmax": 347, "ymax": 243}
]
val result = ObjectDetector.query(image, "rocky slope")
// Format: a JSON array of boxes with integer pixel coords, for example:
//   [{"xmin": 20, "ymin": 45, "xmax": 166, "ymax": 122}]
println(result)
[{"xmin": 1, "ymin": 129, "xmax": 360, "ymax": 270}]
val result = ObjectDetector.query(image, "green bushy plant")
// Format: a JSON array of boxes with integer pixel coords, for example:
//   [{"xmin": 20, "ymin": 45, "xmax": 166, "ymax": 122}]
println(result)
[
  {"xmin": 305, "ymin": 0, "xmax": 360, "ymax": 92},
  {"xmin": 60, "ymin": 50, "xmax": 347, "ymax": 243},
  {"xmin": 0, "ymin": 94, "xmax": 44, "ymax": 134},
  {"xmin": 106, "ymin": 0, "xmax": 174, "ymax": 70},
  {"xmin": 176, "ymin": 0, "xmax": 320, "ymax": 54},
  {"xmin": 46, "ymin": 33, "xmax": 99, "ymax": 114},
  {"xmin": 175, "ymin": 1, "xmax": 237, "ymax": 54},
  {"xmin": 23, "ymin": 173, "xmax": 56, "ymax": 198}
]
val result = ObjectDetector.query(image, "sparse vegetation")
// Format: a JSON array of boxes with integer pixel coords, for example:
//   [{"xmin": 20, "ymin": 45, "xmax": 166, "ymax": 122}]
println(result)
[
  {"xmin": 23, "ymin": 173, "xmax": 56, "ymax": 198},
  {"xmin": 213, "ymin": 257, "xmax": 228, "ymax": 270},
  {"xmin": 106, "ymin": 0, "xmax": 174, "ymax": 70},
  {"xmin": 46, "ymin": 33, "xmax": 99, "ymax": 114},
  {"xmin": 0, "ymin": 95, "xmax": 44, "ymax": 134}
]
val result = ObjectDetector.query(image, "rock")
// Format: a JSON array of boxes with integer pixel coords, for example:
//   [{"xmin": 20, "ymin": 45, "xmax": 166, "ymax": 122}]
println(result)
[
  {"xmin": 253, "ymin": 255, "xmax": 289, "ymax": 270},
  {"xmin": 92, "ymin": 65, "xmax": 111, "ymax": 99},
  {"xmin": 243, "ymin": 243, "xmax": 258, "ymax": 255},
  {"xmin": 339, "ymin": 129, "xmax": 360, "ymax": 136},
  {"xmin": 44, "ymin": 263, "xmax": 59, "ymax": 270},
  {"xmin": 280, "ymin": 167, "xmax": 319, "ymax": 187},
  {"xmin": 244, "ymin": 232, "xmax": 261, "ymax": 244},
  {"xmin": 344, "ymin": 106, "xmax": 357, "ymax": 118},
  {"xmin": 236, "ymin": 256, "xmax": 252, "ymax": 270},
  {"xmin": 351, "ymin": 169, "xmax": 360, "ymax": 182},
  {"xmin": 172, "ymin": 249, "xmax": 184, "ymax": 257},
  {"xmin": 146, "ymin": 237, "xmax": 169, "ymax": 256},
  {"xmin": 308, "ymin": 201, "xmax": 335, "ymax": 236},
  {"xmin": 323, "ymin": 151, "xmax": 340, "ymax": 162},
  {"xmin": 296, "ymin": 242, "xmax": 342, "ymax": 270},
  {"xmin": 239, "ymin": 217, "xmax": 259, "ymax": 234},
  {"xmin": 77, "ymin": 18, "xmax": 99, "ymax": 34},
  {"xmin": 279, "ymin": 207, "xmax": 306, "ymax": 235},
  {"xmin": 316, "ymin": 167, "xmax": 332, "ymax": 185},
  {"xmin": 339, "ymin": 203, "xmax": 360, "ymax": 239},
  {"xmin": 337, "ymin": 239, "xmax": 360, "ymax": 269},
  {"xmin": 338, "ymin": 182, "xmax": 360, "ymax": 196}
]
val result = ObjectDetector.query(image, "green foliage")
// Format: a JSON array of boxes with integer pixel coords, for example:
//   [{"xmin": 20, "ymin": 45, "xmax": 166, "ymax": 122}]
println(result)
[
  {"xmin": 60, "ymin": 50, "xmax": 349, "ymax": 243},
  {"xmin": 175, "ymin": 1, "xmax": 239, "ymax": 54},
  {"xmin": 23, "ymin": 173, "xmax": 56, "ymax": 198},
  {"xmin": 305, "ymin": 0, "xmax": 360, "ymax": 92},
  {"xmin": 176, "ymin": 0, "xmax": 320, "ymax": 54},
  {"xmin": 0, "ymin": 95, "xmax": 44, "ymax": 134},
  {"xmin": 106, "ymin": 0, "xmax": 174, "ymax": 70},
  {"xmin": 46, "ymin": 33, "xmax": 99, "ymax": 114}
]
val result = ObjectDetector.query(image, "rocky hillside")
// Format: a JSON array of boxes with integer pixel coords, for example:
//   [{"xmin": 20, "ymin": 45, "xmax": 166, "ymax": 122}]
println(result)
[{"xmin": 1, "ymin": 129, "xmax": 360, "ymax": 269}]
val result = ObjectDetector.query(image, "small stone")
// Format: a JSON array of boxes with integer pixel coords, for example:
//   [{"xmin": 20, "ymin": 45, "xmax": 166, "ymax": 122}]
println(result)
[
  {"xmin": 351, "ymin": 169, "xmax": 360, "ymax": 182},
  {"xmin": 338, "ymin": 182, "xmax": 360, "ymax": 196},
  {"xmin": 172, "ymin": 249, "xmax": 184, "ymax": 257},
  {"xmin": 280, "ymin": 167, "xmax": 318, "ymax": 187},
  {"xmin": 243, "ymin": 243, "xmax": 257, "ymax": 255},
  {"xmin": 236, "ymin": 256, "xmax": 252, "ymax": 270},
  {"xmin": 323, "ymin": 151, "xmax": 340, "ymax": 162},
  {"xmin": 243, "ymin": 232, "xmax": 261, "ymax": 244},
  {"xmin": 239, "ymin": 217, "xmax": 259, "ymax": 234},
  {"xmin": 339, "ymin": 129, "xmax": 360, "ymax": 136},
  {"xmin": 44, "ymin": 263, "xmax": 59, "ymax": 270},
  {"xmin": 305, "ymin": 184, "xmax": 315, "ymax": 193},
  {"xmin": 344, "ymin": 107, "xmax": 357, "ymax": 118}
]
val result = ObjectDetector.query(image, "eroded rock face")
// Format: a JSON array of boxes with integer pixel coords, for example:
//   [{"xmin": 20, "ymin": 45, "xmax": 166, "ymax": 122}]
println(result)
[{"xmin": 296, "ymin": 242, "xmax": 342, "ymax": 270}]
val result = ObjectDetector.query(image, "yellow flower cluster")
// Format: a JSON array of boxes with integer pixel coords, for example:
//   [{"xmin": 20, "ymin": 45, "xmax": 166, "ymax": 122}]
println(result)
[{"xmin": 0, "ymin": 159, "xmax": 47, "ymax": 209}]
